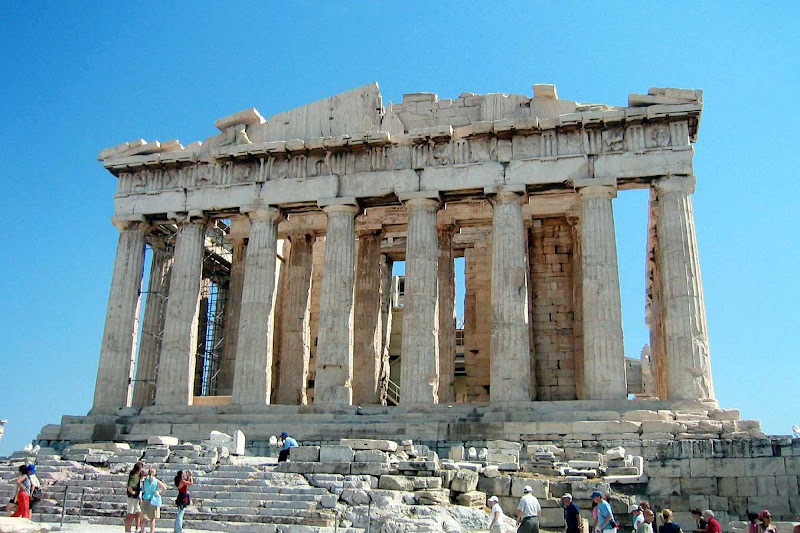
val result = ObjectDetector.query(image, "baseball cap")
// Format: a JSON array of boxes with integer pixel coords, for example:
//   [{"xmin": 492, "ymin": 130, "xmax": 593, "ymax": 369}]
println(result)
[
  {"xmin": 591, "ymin": 491, "xmax": 603, "ymax": 498},
  {"xmin": 280, "ymin": 432, "xmax": 288, "ymax": 438},
  {"xmin": 488, "ymin": 496, "xmax": 499, "ymax": 503},
  {"xmin": 630, "ymin": 505, "xmax": 641, "ymax": 513},
  {"xmin": 523, "ymin": 485, "xmax": 533, "ymax": 493},
  {"xmin": 562, "ymin": 493, "xmax": 573, "ymax": 500},
  {"xmin": 27, "ymin": 464, "xmax": 36, "ymax": 474}
]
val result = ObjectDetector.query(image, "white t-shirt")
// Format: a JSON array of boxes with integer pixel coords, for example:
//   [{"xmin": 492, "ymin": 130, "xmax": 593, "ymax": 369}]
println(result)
[
  {"xmin": 517, "ymin": 494, "xmax": 541, "ymax": 518},
  {"xmin": 490, "ymin": 502, "xmax": 506, "ymax": 527}
]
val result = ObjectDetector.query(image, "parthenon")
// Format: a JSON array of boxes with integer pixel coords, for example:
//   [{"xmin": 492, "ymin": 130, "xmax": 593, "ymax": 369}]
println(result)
[{"xmin": 80, "ymin": 82, "xmax": 712, "ymax": 424}]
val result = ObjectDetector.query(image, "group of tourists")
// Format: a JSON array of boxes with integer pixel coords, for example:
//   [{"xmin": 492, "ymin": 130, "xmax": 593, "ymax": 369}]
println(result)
[
  {"xmin": 6, "ymin": 464, "xmax": 41, "ymax": 519},
  {"xmin": 124, "ymin": 461, "xmax": 193, "ymax": 533},
  {"xmin": 482, "ymin": 489, "xmax": 783, "ymax": 533}
]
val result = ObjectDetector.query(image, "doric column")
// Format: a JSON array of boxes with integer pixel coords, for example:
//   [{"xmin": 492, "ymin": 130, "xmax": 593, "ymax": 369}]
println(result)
[
  {"xmin": 653, "ymin": 176, "xmax": 714, "ymax": 401},
  {"xmin": 232, "ymin": 206, "xmax": 282, "ymax": 405},
  {"xmin": 275, "ymin": 233, "xmax": 315, "ymax": 405},
  {"xmin": 217, "ymin": 217, "xmax": 248, "ymax": 396},
  {"xmin": 489, "ymin": 190, "xmax": 533, "ymax": 402},
  {"xmin": 400, "ymin": 196, "xmax": 440, "ymax": 404},
  {"xmin": 314, "ymin": 202, "xmax": 359, "ymax": 404},
  {"xmin": 155, "ymin": 212, "xmax": 206, "ymax": 407},
  {"xmin": 353, "ymin": 228, "xmax": 385, "ymax": 404},
  {"xmin": 437, "ymin": 224, "xmax": 457, "ymax": 403},
  {"xmin": 91, "ymin": 217, "xmax": 147, "ymax": 412},
  {"xmin": 132, "ymin": 239, "xmax": 173, "ymax": 407},
  {"xmin": 576, "ymin": 183, "xmax": 627, "ymax": 400}
]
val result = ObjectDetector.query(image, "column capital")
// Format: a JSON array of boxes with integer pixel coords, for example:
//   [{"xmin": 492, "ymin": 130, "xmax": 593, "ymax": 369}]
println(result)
[
  {"xmin": 484, "ymin": 184, "xmax": 527, "ymax": 204},
  {"xmin": 241, "ymin": 205, "xmax": 282, "ymax": 222},
  {"xmin": 577, "ymin": 185, "xmax": 617, "ymax": 200},
  {"xmin": 286, "ymin": 231, "xmax": 316, "ymax": 243},
  {"xmin": 653, "ymin": 175, "xmax": 696, "ymax": 195},
  {"xmin": 322, "ymin": 203, "xmax": 360, "ymax": 216},
  {"xmin": 111, "ymin": 214, "xmax": 146, "ymax": 232},
  {"xmin": 318, "ymin": 197, "xmax": 360, "ymax": 213},
  {"xmin": 398, "ymin": 191, "xmax": 442, "ymax": 210},
  {"xmin": 167, "ymin": 210, "xmax": 207, "ymax": 226}
]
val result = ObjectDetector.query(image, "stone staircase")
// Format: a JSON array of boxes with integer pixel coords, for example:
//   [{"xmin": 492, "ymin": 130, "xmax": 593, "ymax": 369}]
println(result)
[{"xmin": 0, "ymin": 455, "xmax": 362, "ymax": 532}]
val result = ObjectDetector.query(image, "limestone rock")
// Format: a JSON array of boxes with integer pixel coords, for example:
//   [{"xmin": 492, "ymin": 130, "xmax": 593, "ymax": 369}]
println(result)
[
  {"xmin": 379, "ymin": 475, "xmax": 415, "ymax": 491},
  {"xmin": 415, "ymin": 489, "xmax": 450, "ymax": 505},
  {"xmin": 319, "ymin": 445, "xmax": 354, "ymax": 463},
  {"xmin": 456, "ymin": 490, "xmax": 486, "ymax": 507},
  {"xmin": 0, "ymin": 517, "xmax": 51, "ymax": 532},
  {"xmin": 291, "ymin": 446, "xmax": 321, "ymax": 462},
  {"xmin": 341, "ymin": 438, "xmax": 398, "ymax": 452},
  {"xmin": 147, "ymin": 435, "xmax": 178, "ymax": 445}
]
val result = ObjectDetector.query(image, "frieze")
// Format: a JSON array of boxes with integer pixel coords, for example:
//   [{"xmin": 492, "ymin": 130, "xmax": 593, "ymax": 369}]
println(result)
[{"xmin": 113, "ymin": 121, "xmax": 693, "ymax": 196}]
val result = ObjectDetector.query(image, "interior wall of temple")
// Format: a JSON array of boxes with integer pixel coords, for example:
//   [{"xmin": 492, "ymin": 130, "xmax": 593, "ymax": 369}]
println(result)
[
  {"xmin": 529, "ymin": 217, "xmax": 579, "ymax": 400},
  {"xmin": 464, "ymin": 241, "xmax": 492, "ymax": 402}
]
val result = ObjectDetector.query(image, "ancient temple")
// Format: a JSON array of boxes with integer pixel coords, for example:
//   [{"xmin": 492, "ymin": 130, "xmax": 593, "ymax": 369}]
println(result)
[{"xmin": 41, "ymin": 82, "xmax": 728, "ymax": 444}]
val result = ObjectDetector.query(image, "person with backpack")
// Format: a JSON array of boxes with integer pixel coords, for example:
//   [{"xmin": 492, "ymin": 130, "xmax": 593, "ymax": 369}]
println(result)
[
  {"xmin": 173, "ymin": 470, "xmax": 194, "ymax": 533},
  {"xmin": 10, "ymin": 465, "xmax": 32, "ymax": 519},
  {"xmin": 592, "ymin": 492, "xmax": 617, "ymax": 533},
  {"xmin": 26, "ymin": 465, "xmax": 42, "ymax": 512}
]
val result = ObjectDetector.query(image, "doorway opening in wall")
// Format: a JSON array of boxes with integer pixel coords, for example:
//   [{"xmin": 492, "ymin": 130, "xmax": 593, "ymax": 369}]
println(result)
[
  {"xmin": 453, "ymin": 256, "xmax": 467, "ymax": 401},
  {"xmin": 194, "ymin": 219, "xmax": 233, "ymax": 397},
  {"xmin": 386, "ymin": 260, "xmax": 405, "ymax": 405},
  {"xmin": 613, "ymin": 188, "xmax": 651, "ymax": 398}
]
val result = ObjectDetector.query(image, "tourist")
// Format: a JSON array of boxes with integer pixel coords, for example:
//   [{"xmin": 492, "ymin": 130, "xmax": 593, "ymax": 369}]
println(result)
[
  {"xmin": 639, "ymin": 502, "xmax": 651, "ymax": 512},
  {"xmin": 9, "ymin": 465, "xmax": 32, "ymax": 519},
  {"xmin": 592, "ymin": 500, "xmax": 599, "ymax": 532},
  {"xmin": 278, "ymin": 432, "xmax": 298, "ymax": 462},
  {"xmin": 141, "ymin": 468, "xmax": 167, "ymax": 533},
  {"xmin": 659, "ymin": 509, "xmax": 682, "ymax": 533},
  {"xmin": 702, "ymin": 511, "xmax": 721, "ymax": 533},
  {"xmin": 562, "ymin": 493, "xmax": 581, "ymax": 533},
  {"xmin": 516, "ymin": 485, "xmax": 541, "ymax": 533},
  {"xmin": 592, "ymin": 491, "xmax": 616, "ymax": 533},
  {"xmin": 758, "ymin": 510, "xmax": 776, "ymax": 533},
  {"xmin": 26, "ymin": 465, "xmax": 41, "ymax": 513},
  {"xmin": 747, "ymin": 512, "xmax": 760, "ymax": 533},
  {"xmin": 691, "ymin": 510, "xmax": 707, "ymax": 533},
  {"xmin": 638, "ymin": 510, "xmax": 655, "ymax": 533},
  {"xmin": 631, "ymin": 505, "xmax": 644, "ymax": 533},
  {"xmin": 487, "ymin": 495, "xmax": 506, "ymax": 532},
  {"xmin": 124, "ymin": 462, "xmax": 145, "ymax": 533},
  {"xmin": 174, "ymin": 470, "xmax": 194, "ymax": 533}
]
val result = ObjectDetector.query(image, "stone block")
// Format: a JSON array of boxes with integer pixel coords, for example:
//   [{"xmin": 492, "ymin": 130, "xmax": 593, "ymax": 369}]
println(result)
[
  {"xmin": 339, "ymin": 438, "xmax": 397, "ymax": 452},
  {"xmin": 707, "ymin": 457, "xmax": 745, "ymax": 477},
  {"xmin": 709, "ymin": 408, "xmax": 740, "ymax": 421},
  {"xmin": 378, "ymin": 475, "xmax": 414, "ymax": 491},
  {"xmin": 478, "ymin": 475, "xmax": 512, "ymax": 496},
  {"xmin": 350, "ymin": 462, "xmax": 392, "ymax": 476},
  {"xmin": 737, "ymin": 476, "xmax": 758, "ymax": 497},
  {"xmin": 488, "ymin": 440, "xmax": 522, "ymax": 451},
  {"xmin": 718, "ymin": 477, "xmax": 738, "ymax": 497},
  {"xmin": 232, "ymin": 430, "xmax": 246, "ymax": 455},
  {"xmin": 354, "ymin": 449, "xmax": 388, "ymax": 463},
  {"xmin": 291, "ymin": 446, "xmax": 321, "ymax": 462},
  {"xmin": 314, "ymin": 462, "xmax": 351, "ymax": 475},
  {"xmin": 147, "ymin": 436, "xmax": 178, "ymax": 446},
  {"xmin": 540, "ymin": 507, "xmax": 566, "ymax": 528},
  {"xmin": 449, "ymin": 446, "xmax": 465, "ymax": 461},
  {"xmin": 744, "ymin": 457, "xmax": 785, "ymax": 476},
  {"xmin": 511, "ymin": 477, "xmax": 549, "ymax": 498},
  {"xmin": 680, "ymin": 477, "xmax": 717, "ymax": 494},
  {"xmin": 415, "ymin": 489, "xmax": 450, "ymax": 505},
  {"xmin": 623, "ymin": 410, "xmax": 671, "ymax": 422},
  {"xmin": 319, "ymin": 445, "xmax": 354, "ymax": 463},
  {"xmin": 784, "ymin": 456, "xmax": 800, "ymax": 475},
  {"xmin": 487, "ymin": 452, "xmax": 518, "ymax": 463},
  {"xmin": 641, "ymin": 420, "xmax": 682, "ymax": 433},
  {"xmin": 456, "ymin": 490, "xmax": 486, "ymax": 507},
  {"xmin": 413, "ymin": 477, "xmax": 443, "ymax": 490},
  {"xmin": 648, "ymin": 477, "xmax": 680, "ymax": 496},
  {"xmin": 451, "ymin": 469, "xmax": 479, "ymax": 493}
]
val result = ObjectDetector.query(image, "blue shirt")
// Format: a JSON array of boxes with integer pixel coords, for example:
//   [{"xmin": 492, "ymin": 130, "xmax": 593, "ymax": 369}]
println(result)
[
  {"xmin": 142, "ymin": 477, "xmax": 159, "ymax": 500},
  {"xmin": 597, "ymin": 500, "xmax": 614, "ymax": 530},
  {"xmin": 282, "ymin": 437, "xmax": 298, "ymax": 450},
  {"xmin": 565, "ymin": 502, "xmax": 580, "ymax": 529}
]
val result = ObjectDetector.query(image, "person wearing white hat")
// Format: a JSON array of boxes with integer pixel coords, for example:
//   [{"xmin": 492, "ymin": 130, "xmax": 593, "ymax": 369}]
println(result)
[
  {"xmin": 487, "ymin": 495, "xmax": 506, "ymax": 532},
  {"xmin": 563, "ymin": 493, "xmax": 581, "ymax": 533},
  {"xmin": 517, "ymin": 485, "xmax": 541, "ymax": 533}
]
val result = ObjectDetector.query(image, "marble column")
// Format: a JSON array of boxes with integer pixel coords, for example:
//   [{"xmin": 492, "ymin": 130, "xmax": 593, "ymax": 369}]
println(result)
[
  {"xmin": 275, "ymin": 233, "xmax": 315, "ymax": 405},
  {"xmin": 353, "ymin": 229, "xmax": 385, "ymax": 404},
  {"xmin": 653, "ymin": 176, "xmax": 715, "ymax": 401},
  {"xmin": 400, "ymin": 197, "xmax": 440, "ymax": 404},
  {"xmin": 577, "ymin": 184, "xmax": 627, "ymax": 400},
  {"xmin": 314, "ymin": 203, "xmax": 359, "ymax": 404},
  {"xmin": 217, "ymin": 218, "xmax": 248, "ymax": 396},
  {"xmin": 232, "ymin": 206, "xmax": 282, "ymax": 405},
  {"xmin": 437, "ymin": 224, "xmax": 457, "ymax": 403},
  {"xmin": 91, "ymin": 218, "xmax": 147, "ymax": 412},
  {"xmin": 155, "ymin": 213, "xmax": 206, "ymax": 407},
  {"xmin": 489, "ymin": 191, "xmax": 533, "ymax": 402},
  {"xmin": 132, "ymin": 240, "xmax": 173, "ymax": 408}
]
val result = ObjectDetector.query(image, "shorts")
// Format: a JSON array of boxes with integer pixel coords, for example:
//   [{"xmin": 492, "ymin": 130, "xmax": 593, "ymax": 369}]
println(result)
[
  {"xmin": 126, "ymin": 497, "xmax": 141, "ymax": 515},
  {"xmin": 142, "ymin": 499, "xmax": 161, "ymax": 519}
]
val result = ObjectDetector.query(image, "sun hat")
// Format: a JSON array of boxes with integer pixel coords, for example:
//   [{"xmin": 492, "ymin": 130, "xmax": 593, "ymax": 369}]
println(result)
[
  {"xmin": 591, "ymin": 491, "xmax": 603, "ymax": 499},
  {"xmin": 523, "ymin": 485, "xmax": 533, "ymax": 493}
]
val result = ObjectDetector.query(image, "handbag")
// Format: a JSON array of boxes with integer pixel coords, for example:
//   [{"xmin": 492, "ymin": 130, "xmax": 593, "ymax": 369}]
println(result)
[
  {"xmin": 150, "ymin": 492, "xmax": 162, "ymax": 508},
  {"xmin": 30, "ymin": 486, "xmax": 43, "ymax": 503}
]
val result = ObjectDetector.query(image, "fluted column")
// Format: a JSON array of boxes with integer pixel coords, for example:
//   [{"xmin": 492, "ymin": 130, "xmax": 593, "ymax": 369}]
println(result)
[
  {"xmin": 577, "ymin": 184, "xmax": 627, "ymax": 399},
  {"xmin": 489, "ymin": 191, "xmax": 533, "ymax": 402},
  {"xmin": 155, "ymin": 213, "xmax": 206, "ymax": 407},
  {"xmin": 653, "ymin": 176, "xmax": 714, "ymax": 401},
  {"xmin": 400, "ymin": 197, "xmax": 440, "ymax": 404},
  {"xmin": 232, "ymin": 206, "xmax": 282, "ymax": 405},
  {"xmin": 91, "ymin": 217, "xmax": 147, "ymax": 412},
  {"xmin": 353, "ymin": 228, "xmax": 385, "ymax": 404},
  {"xmin": 132, "ymin": 240, "xmax": 173, "ymax": 407},
  {"xmin": 314, "ymin": 203, "xmax": 359, "ymax": 404},
  {"xmin": 217, "ymin": 217, "xmax": 248, "ymax": 396},
  {"xmin": 276, "ymin": 233, "xmax": 315, "ymax": 405},
  {"xmin": 437, "ymin": 224, "xmax": 457, "ymax": 403}
]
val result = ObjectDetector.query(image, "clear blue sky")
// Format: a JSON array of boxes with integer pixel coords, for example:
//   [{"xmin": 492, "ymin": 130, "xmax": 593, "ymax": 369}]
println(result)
[{"xmin": 1, "ymin": 2, "xmax": 798, "ymax": 455}]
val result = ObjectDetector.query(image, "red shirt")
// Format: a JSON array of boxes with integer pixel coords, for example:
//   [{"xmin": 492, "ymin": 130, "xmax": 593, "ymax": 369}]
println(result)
[{"xmin": 707, "ymin": 518, "xmax": 722, "ymax": 533}]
